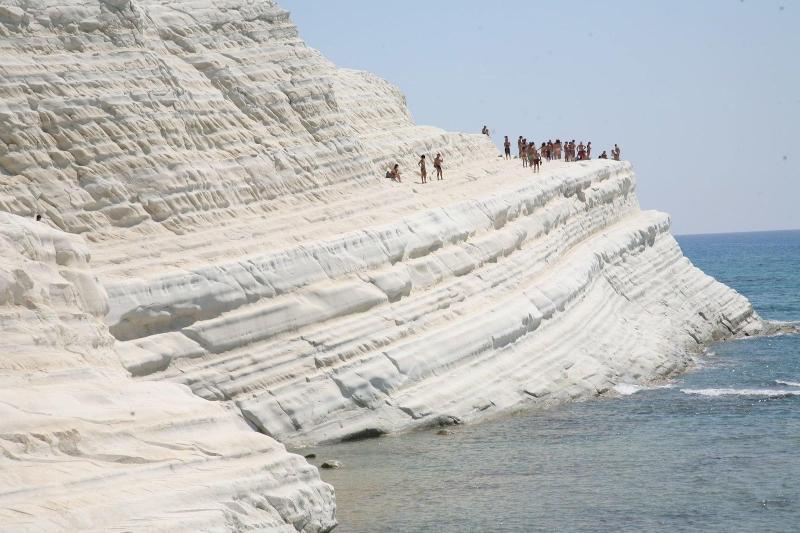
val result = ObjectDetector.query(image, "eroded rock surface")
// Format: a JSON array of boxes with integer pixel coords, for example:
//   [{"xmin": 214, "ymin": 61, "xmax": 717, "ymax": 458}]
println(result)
[{"xmin": 0, "ymin": 213, "xmax": 335, "ymax": 531}]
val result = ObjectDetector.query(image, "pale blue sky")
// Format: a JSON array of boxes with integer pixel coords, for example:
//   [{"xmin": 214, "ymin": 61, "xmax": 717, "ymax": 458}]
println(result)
[{"xmin": 282, "ymin": 0, "xmax": 799, "ymax": 234}]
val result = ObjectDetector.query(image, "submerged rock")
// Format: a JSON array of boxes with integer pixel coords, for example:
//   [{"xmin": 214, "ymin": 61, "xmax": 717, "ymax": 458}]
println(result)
[
  {"xmin": 321, "ymin": 461, "xmax": 342, "ymax": 470},
  {"xmin": 341, "ymin": 428, "xmax": 386, "ymax": 442}
]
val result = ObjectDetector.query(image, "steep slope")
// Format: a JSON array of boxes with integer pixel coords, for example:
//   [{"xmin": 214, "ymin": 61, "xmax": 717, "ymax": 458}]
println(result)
[
  {"xmin": 110, "ymin": 161, "xmax": 761, "ymax": 445},
  {"xmin": 0, "ymin": 0, "xmax": 492, "ymax": 243},
  {"xmin": 0, "ymin": 213, "xmax": 335, "ymax": 531}
]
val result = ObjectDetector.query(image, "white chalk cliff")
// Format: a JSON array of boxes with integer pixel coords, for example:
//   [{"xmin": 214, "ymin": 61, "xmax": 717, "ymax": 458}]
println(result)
[{"xmin": 0, "ymin": 0, "xmax": 762, "ymax": 530}]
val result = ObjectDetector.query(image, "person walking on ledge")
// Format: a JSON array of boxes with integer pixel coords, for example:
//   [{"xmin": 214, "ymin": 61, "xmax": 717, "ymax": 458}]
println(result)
[
  {"xmin": 419, "ymin": 155, "xmax": 428, "ymax": 184},
  {"xmin": 434, "ymin": 153, "xmax": 444, "ymax": 180},
  {"xmin": 503, "ymin": 136, "xmax": 511, "ymax": 160}
]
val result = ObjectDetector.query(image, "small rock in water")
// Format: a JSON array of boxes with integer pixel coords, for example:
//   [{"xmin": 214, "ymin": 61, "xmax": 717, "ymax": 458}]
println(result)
[
  {"xmin": 436, "ymin": 429, "xmax": 453, "ymax": 436},
  {"xmin": 321, "ymin": 460, "xmax": 342, "ymax": 469},
  {"xmin": 304, "ymin": 453, "xmax": 316, "ymax": 459}
]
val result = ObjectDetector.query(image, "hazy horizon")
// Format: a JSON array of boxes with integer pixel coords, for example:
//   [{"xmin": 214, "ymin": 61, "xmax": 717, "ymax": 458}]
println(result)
[{"xmin": 282, "ymin": 0, "xmax": 799, "ymax": 235}]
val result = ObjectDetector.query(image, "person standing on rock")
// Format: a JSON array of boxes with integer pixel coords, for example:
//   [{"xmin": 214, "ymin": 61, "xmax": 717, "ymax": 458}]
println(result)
[
  {"xmin": 503, "ymin": 136, "xmax": 511, "ymax": 159},
  {"xmin": 521, "ymin": 139, "xmax": 528, "ymax": 167},
  {"xmin": 612, "ymin": 144, "xmax": 621, "ymax": 161},
  {"xmin": 533, "ymin": 143, "xmax": 542, "ymax": 173},
  {"xmin": 518, "ymin": 136, "xmax": 524, "ymax": 161},
  {"xmin": 434, "ymin": 153, "xmax": 444, "ymax": 180},
  {"xmin": 586, "ymin": 141, "xmax": 592, "ymax": 159},
  {"xmin": 418, "ymin": 155, "xmax": 428, "ymax": 184}
]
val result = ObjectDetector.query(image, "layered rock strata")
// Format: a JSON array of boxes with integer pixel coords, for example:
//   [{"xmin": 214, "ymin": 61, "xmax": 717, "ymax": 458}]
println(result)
[
  {"xmin": 0, "ymin": 213, "xmax": 335, "ymax": 532},
  {"xmin": 111, "ymin": 161, "xmax": 761, "ymax": 446}
]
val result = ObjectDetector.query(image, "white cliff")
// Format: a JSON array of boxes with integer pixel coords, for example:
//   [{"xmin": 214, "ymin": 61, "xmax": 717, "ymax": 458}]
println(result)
[
  {"xmin": 0, "ymin": 0, "xmax": 762, "ymax": 530},
  {"xmin": 0, "ymin": 213, "xmax": 335, "ymax": 531}
]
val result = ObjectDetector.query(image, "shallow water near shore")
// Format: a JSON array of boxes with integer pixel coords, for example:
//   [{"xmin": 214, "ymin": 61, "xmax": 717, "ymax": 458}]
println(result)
[{"xmin": 307, "ymin": 230, "xmax": 800, "ymax": 532}]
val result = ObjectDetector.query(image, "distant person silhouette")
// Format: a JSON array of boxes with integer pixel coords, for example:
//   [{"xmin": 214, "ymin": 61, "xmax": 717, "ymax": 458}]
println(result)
[
  {"xmin": 482, "ymin": 125, "xmax": 490, "ymax": 137},
  {"xmin": 419, "ymin": 155, "xmax": 427, "ymax": 183},
  {"xmin": 434, "ymin": 153, "xmax": 444, "ymax": 180},
  {"xmin": 577, "ymin": 142, "xmax": 586, "ymax": 160},
  {"xmin": 521, "ymin": 139, "xmax": 528, "ymax": 167},
  {"xmin": 503, "ymin": 136, "xmax": 511, "ymax": 159}
]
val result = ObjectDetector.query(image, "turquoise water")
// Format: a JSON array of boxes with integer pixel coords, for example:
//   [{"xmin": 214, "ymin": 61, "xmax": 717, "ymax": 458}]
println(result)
[{"xmin": 309, "ymin": 230, "xmax": 800, "ymax": 532}]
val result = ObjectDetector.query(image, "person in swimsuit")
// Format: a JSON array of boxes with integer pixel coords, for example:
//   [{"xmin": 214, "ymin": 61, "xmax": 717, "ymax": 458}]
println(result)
[
  {"xmin": 418, "ymin": 155, "xmax": 427, "ymax": 183},
  {"xmin": 504, "ymin": 136, "xmax": 511, "ymax": 159},
  {"xmin": 586, "ymin": 141, "xmax": 592, "ymax": 159},
  {"xmin": 434, "ymin": 153, "xmax": 444, "ymax": 180},
  {"xmin": 482, "ymin": 125, "xmax": 489, "ymax": 136},
  {"xmin": 521, "ymin": 139, "xmax": 528, "ymax": 167},
  {"xmin": 527, "ymin": 142, "xmax": 536, "ymax": 170},
  {"xmin": 533, "ymin": 143, "xmax": 541, "ymax": 173},
  {"xmin": 391, "ymin": 164, "xmax": 402, "ymax": 182},
  {"xmin": 613, "ymin": 144, "xmax": 621, "ymax": 161},
  {"xmin": 518, "ymin": 136, "xmax": 524, "ymax": 160},
  {"xmin": 599, "ymin": 150, "xmax": 608, "ymax": 159}
]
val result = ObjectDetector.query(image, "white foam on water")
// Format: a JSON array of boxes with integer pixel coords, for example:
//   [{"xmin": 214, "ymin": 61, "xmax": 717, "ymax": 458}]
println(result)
[
  {"xmin": 614, "ymin": 383, "xmax": 674, "ymax": 396},
  {"xmin": 775, "ymin": 380, "xmax": 800, "ymax": 387},
  {"xmin": 682, "ymin": 388, "xmax": 800, "ymax": 398},
  {"xmin": 614, "ymin": 383, "xmax": 643, "ymax": 395}
]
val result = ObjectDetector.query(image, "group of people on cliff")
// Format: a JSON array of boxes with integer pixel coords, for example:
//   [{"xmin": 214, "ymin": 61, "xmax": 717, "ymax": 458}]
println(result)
[
  {"xmin": 386, "ymin": 127, "xmax": 621, "ymax": 184},
  {"xmin": 504, "ymin": 136, "xmax": 621, "ymax": 171},
  {"xmin": 386, "ymin": 153, "xmax": 444, "ymax": 184}
]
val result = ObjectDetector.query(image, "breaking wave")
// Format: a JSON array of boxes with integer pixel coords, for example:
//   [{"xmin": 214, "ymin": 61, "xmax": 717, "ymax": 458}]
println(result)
[
  {"xmin": 681, "ymin": 388, "xmax": 800, "ymax": 398},
  {"xmin": 614, "ymin": 383, "xmax": 673, "ymax": 396},
  {"xmin": 775, "ymin": 380, "xmax": 800, "ymax": 387}
]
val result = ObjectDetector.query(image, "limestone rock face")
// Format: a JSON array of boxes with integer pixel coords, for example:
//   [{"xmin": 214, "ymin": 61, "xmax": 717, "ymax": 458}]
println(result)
[
  {"xmin": 0, "ymin": 0, "xmax": 762, "ymax": 530},
  {"xmin": 0, "ymin": 213, "xmax": 336, "ymax": 531},
  {"xmin": 0, "ymin": 0, "xmax": 491, "ymax": 238}
]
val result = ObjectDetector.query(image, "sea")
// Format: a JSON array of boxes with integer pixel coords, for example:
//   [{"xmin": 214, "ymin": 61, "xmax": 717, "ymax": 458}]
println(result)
[{"xmin": 307, "ymin": 230, "xmax": 800, "ymax": 532}]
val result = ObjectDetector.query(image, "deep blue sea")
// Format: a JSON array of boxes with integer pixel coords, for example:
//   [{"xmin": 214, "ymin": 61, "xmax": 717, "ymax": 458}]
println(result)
[{"xmin": 309, "ymin": 230, "xmax": 800, "ymax": 532}]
